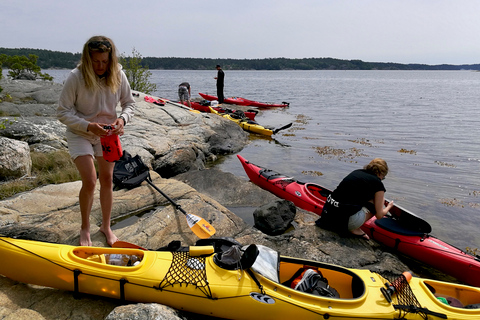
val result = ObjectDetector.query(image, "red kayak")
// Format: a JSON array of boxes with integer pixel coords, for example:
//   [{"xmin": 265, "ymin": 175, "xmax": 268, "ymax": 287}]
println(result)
[
  {"xmin": 185, "ymin": 100, "xmax": 258, "ymax": 121},
  {"xmin": 199, "ymin": 93, "xmax": 289, "ymax": 108},
  {"xmin": 237, "ymin": 154, "xmax": 480, "ymax": 287}
]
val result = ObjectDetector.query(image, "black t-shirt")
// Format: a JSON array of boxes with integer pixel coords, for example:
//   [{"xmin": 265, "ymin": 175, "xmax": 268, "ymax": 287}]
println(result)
[
  {"xmin": 332, "ymin": 169, "xmax": 385, "ymax": 206},
  {"xmin": 317, "ymin": 169, "xmax": 385, "ymax": 234}
]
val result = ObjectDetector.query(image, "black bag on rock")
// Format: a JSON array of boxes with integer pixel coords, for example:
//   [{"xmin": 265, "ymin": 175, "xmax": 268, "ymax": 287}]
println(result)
[{"xmin": 113, "ymin": 151, "xmax": 150, "ymax": 189}]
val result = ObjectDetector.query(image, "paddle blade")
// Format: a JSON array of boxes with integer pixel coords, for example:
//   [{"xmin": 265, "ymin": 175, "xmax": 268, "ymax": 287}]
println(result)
[
  {"xmin": 273, "ymin": 122, "xmax": 292, "ymax": 134},
  {"xmin": 112, "ymin": 240, "xmax": 148, "ymax": 250},
  {"xmin": 185, "ymin": 213, "xmax": 216, "ymax": 239}
]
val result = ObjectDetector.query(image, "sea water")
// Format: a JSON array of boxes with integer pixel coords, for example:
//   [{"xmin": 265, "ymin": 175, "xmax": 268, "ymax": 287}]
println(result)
[{"xmin": 44, "ymin": 69, "xmax": 480, "ymax": 250}]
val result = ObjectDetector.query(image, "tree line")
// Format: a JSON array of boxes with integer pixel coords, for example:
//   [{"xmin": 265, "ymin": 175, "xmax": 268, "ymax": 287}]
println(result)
[{"xmin": 1, "ymin": 47, "xmax": 479, "ymax": 71}]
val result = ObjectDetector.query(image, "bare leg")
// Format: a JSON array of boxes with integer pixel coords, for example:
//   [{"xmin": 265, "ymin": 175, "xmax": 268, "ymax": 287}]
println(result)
[
  {"xmin": 74, "ymin": 155, "xmax": 98, "ymax": 246},
  {"xmin": 96, "ymin": 156, "xmax": 118, "ymax": 246},
  {"xmin": 350, "ymin": 211, "xmax": 374, "ymax": 239}
]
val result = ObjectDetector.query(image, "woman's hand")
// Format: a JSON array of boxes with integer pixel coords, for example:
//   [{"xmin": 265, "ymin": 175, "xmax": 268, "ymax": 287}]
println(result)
[
  {"xmin": 374, "ymin": 191, "xmax": 394, "ymax": 219},
  {"xmin": 87, "ymin": 122, "xmax": 111, "ymax": 137},
  {"xmin": 386, "ymin": 200, "xmax": 394, "ymax": 211},
  {"xmin": 112, "ymin": 118, "xmax": 125, "ymax": 136}
]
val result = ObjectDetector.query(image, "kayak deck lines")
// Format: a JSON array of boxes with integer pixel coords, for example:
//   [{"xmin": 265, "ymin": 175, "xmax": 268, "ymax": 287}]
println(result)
[
  {"xmin": 1, "ymin": 236, "xmax": 480, "ymax": 319},
  {"xmin": 158, "ymin": 251, "xmax": 212, "ymax": 298}
]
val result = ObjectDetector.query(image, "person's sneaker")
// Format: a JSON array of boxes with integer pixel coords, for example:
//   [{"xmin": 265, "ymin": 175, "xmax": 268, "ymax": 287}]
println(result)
[{"xmin": 294, "ymin": 269, "xmax": 321, "ymax": 292}]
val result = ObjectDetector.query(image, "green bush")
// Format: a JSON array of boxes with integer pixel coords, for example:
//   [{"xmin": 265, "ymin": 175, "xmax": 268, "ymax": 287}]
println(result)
[
  {"xmin": 3, "ymin": 54, "xmax": 52, "ymax": 81},
  {"xmin": 120, "ymin": 48, "xmax": 156, "ymax": 94}
]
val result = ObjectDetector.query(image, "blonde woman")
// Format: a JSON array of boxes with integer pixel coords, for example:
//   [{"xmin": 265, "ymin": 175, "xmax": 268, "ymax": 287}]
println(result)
[
  {"xmin": 57, "ymin": 36, "xmax": 135, "ymax": 246},
  {"xmin": 316, "ymin": 158, "xmax": 394, "ymax": 239}
]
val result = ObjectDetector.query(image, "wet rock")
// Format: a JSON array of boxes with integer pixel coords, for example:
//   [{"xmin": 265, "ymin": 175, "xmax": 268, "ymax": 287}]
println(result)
[
  {"xmin": 105, "ymin": 303, "xmax": 186, "ymax": 320},
  {"xmin": 253, "ymin": 199, "xmax": 296, "ymax": 235}
]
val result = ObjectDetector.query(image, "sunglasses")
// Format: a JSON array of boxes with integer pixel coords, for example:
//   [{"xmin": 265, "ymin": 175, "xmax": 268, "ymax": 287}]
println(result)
[{"xmin": 88, "ymin": 40, "xmax": 112, "ymax": 50}]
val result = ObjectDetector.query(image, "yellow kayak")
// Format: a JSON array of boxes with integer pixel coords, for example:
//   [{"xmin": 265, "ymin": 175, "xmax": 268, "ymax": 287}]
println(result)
[
  {"xmin": 209, "ymin": 107, "xmax": 292, "ymax": 136},
  {"xmin": 0, "ymin": 236, "xmax": 479, "ymax": 320}
]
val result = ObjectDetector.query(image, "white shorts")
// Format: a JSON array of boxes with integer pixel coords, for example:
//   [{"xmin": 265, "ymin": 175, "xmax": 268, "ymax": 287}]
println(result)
[
  {"xmin": 348, "ymin": 207, "xmax": 369, "ymax": 231},
  {"xmin": 65, "ymin": 130, "xmax": 103, "ymax": 160}
]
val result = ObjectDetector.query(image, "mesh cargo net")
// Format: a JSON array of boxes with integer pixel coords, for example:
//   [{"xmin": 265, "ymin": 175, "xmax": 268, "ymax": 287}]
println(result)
[
  {"xmin": 384, "ymin": 273, "xmax": 428, "ymax": 320},
  {"xmin": 158, "ymin": 251, "xmax": 212, "ymax": 299}
]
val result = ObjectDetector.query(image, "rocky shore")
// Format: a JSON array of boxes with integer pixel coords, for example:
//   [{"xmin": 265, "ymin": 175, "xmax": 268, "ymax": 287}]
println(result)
[{"xmin": 0, "ymin": 79, "xmax": 454, "ymax": 320}]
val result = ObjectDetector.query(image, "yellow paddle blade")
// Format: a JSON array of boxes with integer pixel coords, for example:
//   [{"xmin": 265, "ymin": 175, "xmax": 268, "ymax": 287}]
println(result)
[{"xmin": 185, "ymin": 213, "xmax": 216, "ymax": 239}]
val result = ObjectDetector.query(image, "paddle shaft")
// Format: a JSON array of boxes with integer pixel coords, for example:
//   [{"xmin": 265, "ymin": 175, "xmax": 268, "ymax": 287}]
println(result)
[
  {"xmin": 146, "ymin": 179, "xmax": 188, "ymax": 216},
  {"xmin": 158, "ymin": 97, "xmax": 194, "ymax": 111}
]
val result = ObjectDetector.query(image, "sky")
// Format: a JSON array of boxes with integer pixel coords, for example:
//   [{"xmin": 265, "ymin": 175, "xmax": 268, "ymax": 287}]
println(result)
[{"xmin": 2, "ymin": 0, "xmax": 480, "ymax": 65}]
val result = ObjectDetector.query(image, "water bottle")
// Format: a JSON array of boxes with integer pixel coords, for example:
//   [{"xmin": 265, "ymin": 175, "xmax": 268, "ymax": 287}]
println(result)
[
  {"xmin": 105, "ymin": 254, "xmax": 129, "ymax": 266},
  {"xmin": 100, "ymin": 126, "xmax": 122, "ymax": 162},
  {"xmin": 105, "ymin": 254, "xmax": 142, "ymax": 266}
]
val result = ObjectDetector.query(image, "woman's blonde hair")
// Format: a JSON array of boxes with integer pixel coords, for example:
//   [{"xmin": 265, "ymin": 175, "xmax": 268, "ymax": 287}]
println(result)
[
  {"xmin": 78, "ymin": 35, "xmax": 121, "ymax": 93},
  {"xmin": 364, "ymin": 158, "xmax": 389, "ymax": 177}
]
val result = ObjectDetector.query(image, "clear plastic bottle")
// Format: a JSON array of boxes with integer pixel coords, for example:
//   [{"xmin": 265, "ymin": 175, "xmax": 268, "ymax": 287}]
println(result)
[{"xmin": 105, "ymin": 254, "xmax": 142, "ymax": 266}]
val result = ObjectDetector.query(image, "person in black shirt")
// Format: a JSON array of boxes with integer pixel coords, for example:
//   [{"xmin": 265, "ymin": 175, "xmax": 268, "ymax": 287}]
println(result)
[
  {"xmin": 316, "ymin": 158, "xmax": 394, "ymax": 239},
  {"xmin": 214, "ymin": 65, "xmax": 225, "ymax": 103}
]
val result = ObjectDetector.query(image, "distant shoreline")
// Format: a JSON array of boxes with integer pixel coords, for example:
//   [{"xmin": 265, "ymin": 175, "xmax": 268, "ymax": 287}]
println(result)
[{"xmin": 1, "ymin": 47, "xmax": 479, "ymax": 71}]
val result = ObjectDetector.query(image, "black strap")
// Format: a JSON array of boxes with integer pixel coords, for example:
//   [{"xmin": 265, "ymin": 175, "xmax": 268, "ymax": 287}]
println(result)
[
  {"xmin": 120, "ymin": 278, "xmax": 128, "ymax": 301},
  {"xmin": 246, "ymin": 268, "xmax": 265, "ymax": 295},
  {"xmin": 73, "ymin": 269, "xmax": 82, "ymax": 299}
]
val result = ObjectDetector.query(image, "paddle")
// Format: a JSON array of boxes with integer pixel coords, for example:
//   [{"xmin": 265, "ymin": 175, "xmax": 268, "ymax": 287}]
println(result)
[
  {"xmin": 145, "ymin": 177, "xmax": 216, "ymax": 239},
  {"xmin": 113, "ymin": 151, "xmax": 215, "ymax": 239},
  {"xmin": 157, "ymin": 97, "xmax": 201, "ymax": 113},
  {"xmin": 272, "ymin": 122, "xmax": 293, "ymax": 135}
]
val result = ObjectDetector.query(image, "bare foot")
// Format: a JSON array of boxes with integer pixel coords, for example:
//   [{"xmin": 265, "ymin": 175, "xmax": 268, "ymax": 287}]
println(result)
[
  {"xmin": 99, "ymin": 225, "xmax": 119, "ymax": 247},
  {"xmin": 80, "ymin": 228, "xmax": 92, "ymax": 246},
  {"xmin": 350, "ymin": 229, "xmax": 370, "ymax": 240}
]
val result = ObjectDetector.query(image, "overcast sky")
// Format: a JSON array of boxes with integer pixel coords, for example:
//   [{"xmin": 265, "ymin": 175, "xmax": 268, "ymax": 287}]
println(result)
[{"xmin": 2, "ymin": 0, "xmax": 480, "ymax": 65}]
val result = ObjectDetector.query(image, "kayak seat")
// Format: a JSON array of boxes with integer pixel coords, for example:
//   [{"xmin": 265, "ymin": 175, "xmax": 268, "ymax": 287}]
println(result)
[{"xmin": 375, "ymin": 217, "xmax": 426, "ymax": 237}]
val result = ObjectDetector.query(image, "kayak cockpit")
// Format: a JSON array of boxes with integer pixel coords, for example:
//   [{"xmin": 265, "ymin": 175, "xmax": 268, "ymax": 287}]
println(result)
[
  {"xmin": 305, "ymin": 183, "xmax": 329, "ymax": 204},
  {"xmin": 423, "ymin": 280, "xmax": 480, "ymax": 309},
  {"xmin": 70, "ymin": 247, "xmax": 145, "ymax": 267},
  {"xmin": 208, "ymin": 241, "xmax": 365, "ymax": 300},
  {"xmin": 278, "ymin": 256, "xmax": 365, "ymax": 299}
]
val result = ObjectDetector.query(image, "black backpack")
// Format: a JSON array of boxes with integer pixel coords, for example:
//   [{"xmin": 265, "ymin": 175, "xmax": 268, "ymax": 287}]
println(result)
[{"xmin": 113, "ymin": 151, "xmax": 150, "ymax": 189}]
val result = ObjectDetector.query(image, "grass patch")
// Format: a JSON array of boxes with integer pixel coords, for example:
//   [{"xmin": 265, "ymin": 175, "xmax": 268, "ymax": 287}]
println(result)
[{"xmin": 0, "ymin": 150, "xmax": 81, "ymax": 200}]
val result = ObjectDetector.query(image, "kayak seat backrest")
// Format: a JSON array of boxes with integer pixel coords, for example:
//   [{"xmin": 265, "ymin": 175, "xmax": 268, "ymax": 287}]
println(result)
[
  {"xmin": 375, "ymin": 217, "xmax": 426, "ymax": 237},
  {"xmin": 240, "ymin": 244, "xmax": 260, "ymax": 269}
]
